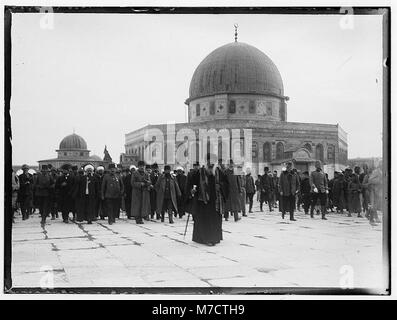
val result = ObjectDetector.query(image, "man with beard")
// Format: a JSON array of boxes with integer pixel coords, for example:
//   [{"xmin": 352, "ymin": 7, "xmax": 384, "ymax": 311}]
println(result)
[
  {"xmin": 225, "ymin": 160, "xmax": 241, "ymax": 222},
  {"xmin": 101, "ymin": 163, "xmax": 124, "ymax": 225},
  {"xmin": 245, "ymin": 168, "xmax": 255, "ymax": 214},
  {"xmin": 76, "ymin": 164, "xmax": 97, "ymax": 224},
  {"xmin": 131, "ymin": 160, "xmax": 152, "ymax": 224},
  {"xmin": 190, "ymin": 157, "xmax": 223, "ymax": 246},
  {"xmin": 309, "ymin": 160, "xmax": 329, "ymax": 220},
  {"xmin": 259, "ymin": 167, "xmax": 274, "ymax": 212},
  {"xmin": 175, "ymin": 166, "xmax": 187, "ymax": 218},
  {"xmin": 34, "ymin": 165, "xmax": 55, "ymax": 226},
  {"xmin": 155, "ymin": 165, "xmax": 181, "ymax": 223},
  {"xmin": 149, "ymin": 163, "xmax": 159, "ymax": 219},
  {"xmin": 95, "ymin": 166, "xmax": 106, "ymax": 220},
  {"xmin": 18, "ymin": 164, "xmax": 34, "ymax": 220},
  {"xmin": 55, "ymin": 164, "xmax": 74, "ymax": 223},
  {"xmin": 123, "ymin": 166, "xmax": 133, "ymax": 219},
  {"xmin": 279, "ymin": 162, "xmax": 300, "ymax": 221}
]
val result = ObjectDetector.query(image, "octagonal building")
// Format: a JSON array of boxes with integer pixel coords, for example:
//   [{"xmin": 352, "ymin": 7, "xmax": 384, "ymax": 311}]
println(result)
[{"xmin": 122, "ymin": 39, "xmax": 348, "ymax": 176}]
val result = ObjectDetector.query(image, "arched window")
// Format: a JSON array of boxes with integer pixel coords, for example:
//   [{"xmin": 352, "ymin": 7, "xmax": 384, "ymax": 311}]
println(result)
[
  {"xmin": 327, "ymin": 144, "xmax": 335, "ymax": 161},
  {"xmin": 279, "ymin": 102, "xmax": 285, "ymax": 121},
  {"xmin": 303, "ymin": 143, "xmax": 312, "ymax": 153},
  {"xmin": 196, "ymin": 104, "xmax": 201, "ymax": 116},
  {"xmin": 315, "ymin": 144, "xmax": 324, "ymax": 162},
  {"xmin": 263, "ymin": 142, "xmax": 271, "ymax": 162},
  {"xmin": 276, "ymin": 142, "xmax": 284, "ymax": 160}
]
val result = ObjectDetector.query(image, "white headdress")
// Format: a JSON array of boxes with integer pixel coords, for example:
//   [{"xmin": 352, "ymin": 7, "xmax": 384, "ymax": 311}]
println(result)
[
  {"xmin": 96, "ymin": 165, "xmax": 105, "ymax": 171},
  {"xmin": 84, "ymin": 164, "xmax": 94, "ymax": 171}
]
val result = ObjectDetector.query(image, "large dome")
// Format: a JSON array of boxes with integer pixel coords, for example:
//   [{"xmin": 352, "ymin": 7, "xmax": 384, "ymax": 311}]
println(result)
[
  {"xmin": 59, "ymin": 133, "xmax": 88, "ymax": 150},
  {"xmin": 188, "ymin": 42, "xmax": 284, "ymax": 102}
]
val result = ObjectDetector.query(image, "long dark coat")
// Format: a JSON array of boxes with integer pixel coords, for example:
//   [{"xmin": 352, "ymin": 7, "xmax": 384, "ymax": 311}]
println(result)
[
  {"xmin": 176, "ymin": 173, "xmax": 187, "ymax": 215},
  {"xmin": 225, "ymin": 169, "xmax": 241, "ymax": 212},
  {"xmin": 332, "ymin": 177, "xmax": 345, "ymax": 210},
  {"xmin": 131, "ymin": 170, "xmax": 151, "ymax": 218},
  {"xmin": 55, "ymin": 173, "xmax": 74, "ymax": 214},
  {"xmin": 76, "ymin": 174, "xmax": 98, "ymax": 221},
  {"xmin": 155, "ymin": 174, "xmax": 181, "ymax": 214},
  {"xmin": 279, "ymin": 170, "xmax": 300, "ymax": 196},
  {"xmin": 149, "ymin": 171, "xmax": 159, "ymax": 214},
  {"xmin": 190, "ymin": 170, "xmax": 223, "ymax": 245},
  {"xmin": 185, "ymin": 169, "xmax": 199, "ymax": 214}
]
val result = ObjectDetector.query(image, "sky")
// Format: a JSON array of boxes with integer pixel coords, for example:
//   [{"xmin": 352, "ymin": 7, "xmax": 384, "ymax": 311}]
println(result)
[{"xmin": 10, "ymin": 12, "xmax": 384, "ymax": 165}]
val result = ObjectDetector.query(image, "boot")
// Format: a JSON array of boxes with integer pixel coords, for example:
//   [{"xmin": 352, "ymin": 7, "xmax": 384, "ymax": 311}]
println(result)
[
  {"xmin": 281, "ymin": 212, "xmax": 285, "ymax": 219},
  {"xmin": 233, "ymin": 212, "xmax": 239, "ymax": 222},
  {"xmin": 321, "ymin": 206, "xmax": 327, "ymax": 220},
  {"xmin": 310, "ymin": 209, "xmax": 314, "ymax": 218},
  {"xmin": 161, "ymin": 213, "xmax": 165, "ymax": 223},
  {"xmin": 260, "ymin": 204, "xmax": 263, "ymax": 212},
  {"xmin": 290, "ymin": 212, "xmax": 296, "ymax": 221},
  {"xmin": 168, "ymin": 212, "xmax": 174, "ymax": 224},
  {"xmin": 224, "ymin": 212, "xmax": 229, "ymax": 221}
]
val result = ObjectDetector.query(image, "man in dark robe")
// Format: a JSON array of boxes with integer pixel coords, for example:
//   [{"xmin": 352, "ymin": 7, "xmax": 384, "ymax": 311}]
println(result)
[
  {"xmin": 18, "ymin": 164, "xmax": 34, "ymax": 220},
  {"xmin": 101, "ymin": 163, "xmax": 124, "ymax": 225},
  {"xmin": 245, "ymin": 168, "xmax": 255, "ymax": 213},
  {"xmin": 55, "ymin": 164, "xmax": 74, "ymax": 223},
  {"xmin": 190, "ymin": 160, "xmax": 223, "ymax": 246},
  {"xmin": 149, "ymin": 163, "xmax": 159, "ymax": 219},
  {"xmin": 279, "ymin": 162, "xmax": 300, "ymax": 221},
  {"xmin": 123, "ymin": 166, "xmax": 133, "ymax": 219},
  {"xmin": 95, "ymin": 166, "xmax": 106, "ymax": 219},
  {"xmin": 34, "ymin": 165, "xmax": 55, "ymax": 226},
  {"xmin": 259, "ymin": 167, "xmax": 274, "ymax": 212},
  {"xmin": 76, "ymin": 164, "xmax": 97, "ymax": 223},
  {"xmin": 225, "ymin": 160, "xmax": 241, "ymax": 222},
  {"xmin": 175, "ymin": 166, "xmax": 187, "ymax": 218}
]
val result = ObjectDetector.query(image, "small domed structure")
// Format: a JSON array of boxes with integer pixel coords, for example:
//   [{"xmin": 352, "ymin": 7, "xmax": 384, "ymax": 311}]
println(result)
[{"xmin": 59, "ymin": 133, "xmax": 88, "ymax": 150}]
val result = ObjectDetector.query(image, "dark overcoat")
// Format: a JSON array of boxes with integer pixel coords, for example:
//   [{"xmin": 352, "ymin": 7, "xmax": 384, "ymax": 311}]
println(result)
[
  {"xmin": 155, "ymin": 174, "xmax": 181, "ymax": 213},
  {"xmin": 131, "ymin": 170, "xmax": 151, "ymax": 218}
]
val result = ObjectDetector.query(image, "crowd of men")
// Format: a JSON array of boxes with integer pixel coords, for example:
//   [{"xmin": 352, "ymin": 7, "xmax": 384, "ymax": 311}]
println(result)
[{"xmin": 11, "ymin": 158, "xmax": 383, "ymax": 245}]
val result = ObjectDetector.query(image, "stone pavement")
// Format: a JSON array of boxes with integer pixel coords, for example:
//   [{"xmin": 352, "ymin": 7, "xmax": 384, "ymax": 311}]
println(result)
[{"xmin": 11, "ymin": 203, "xmax": 385, "ymax": 291}]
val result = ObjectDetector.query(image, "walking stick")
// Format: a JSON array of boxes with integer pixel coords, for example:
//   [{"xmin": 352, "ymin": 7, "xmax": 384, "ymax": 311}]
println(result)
[{"xmin": 183, "ymin": 213, "xmax": 190, "ymax": 238}]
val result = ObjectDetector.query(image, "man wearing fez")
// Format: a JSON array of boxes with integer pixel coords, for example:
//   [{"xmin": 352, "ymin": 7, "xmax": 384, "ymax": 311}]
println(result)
[
  {"xmin": 131, "ymin": 160, "xmax": 152, "ymax": 224},
  {"xmin": 279, "ymin": 162, "xmax": 300, "ymax": 221},
  {"xmin": 76, "ymin": 164, "xmax": 97, "ymax": 224},
  {"xmin": 123, "ymin": 166, "xmax": 133, "ymax": 220},
  {"xmin": 309, "ymin": 160, "xmax": 328, "ymax": 220},
  {"xmin": 101, "ymin": 163, "xmax": 124, "ymax": 225},
  {"xmin": 55, "ymin": 164, "xmax": 74, "ymax": 223},
  {"xmin": 18, "ymin": 164, "xmax": 34, "ymax": 220},
  {"xmin": 259, "ymin": 167, "xmax": 274, "ymax": 212},
  {"xmin": 225, "ymin": 159, "xmax": 242, "ymax": 222},
  {"xmin": 95, "ymin": 166, "xmax": 106, "ymax": 220},
  {"xmin": 190, "ymin": 154, "xmax": 223, "ymax": 246},
  {"xmin": 155, "ymin": 165, "xmax": 181, "ymax": 223},
  {"xmin": 34, "ymin": 165, "xmax": 55, "ymax": 226}
]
